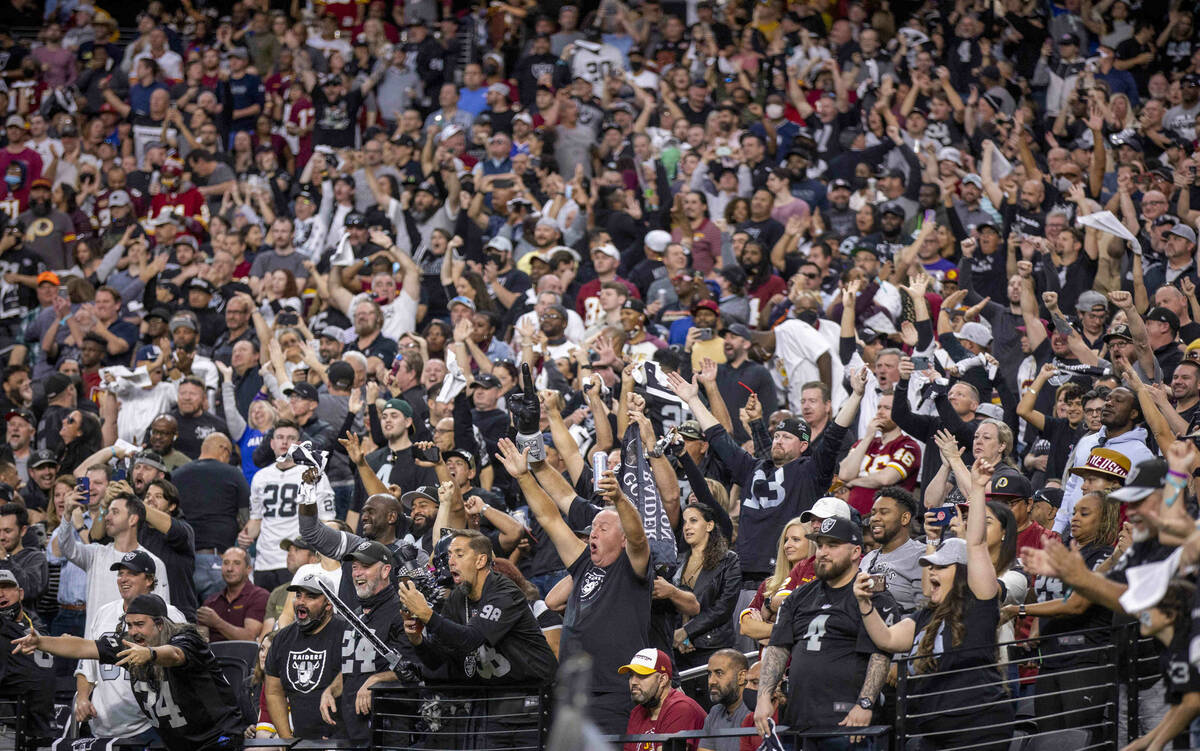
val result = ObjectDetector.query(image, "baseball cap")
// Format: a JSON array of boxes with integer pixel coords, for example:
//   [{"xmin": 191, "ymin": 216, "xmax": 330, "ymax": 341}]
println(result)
[
  {"xmin": 319, "ymin": 326, "xmax": 347, "ymax": 342},
  {"xmin": 287, "ymin": 568, "xmax": 338, "ymax": 595},
  {"xmin": 1058, "ymin": 32, "xmax": 1079, "ymax": 45},
  {"xmin": 956, "ymin": 321, "xmax": 992, "ymax": 347},
  {"xmin": 125, "ymin": 594, "xmax": 168, "ymax": 618},
  {"xmin": 109, "ymin": 550, "xmax": 157, "ymax": 575},
  {"xmin": 444, "ymin": 448, "xmax": 476, "ymax": 470},
  {"xmin": 342, "ymin": 539, "xmax": 395, "ymax": 567},
  {"xmin": 800, "ymin": 496, "xmax": 853, "ymax": 523},
  {"xmin": 1107, "ymin": 458, "xmax": 1167, "ymax": 503},
  {"xmin": 726, "ymin": 323, "xmax": 753, "ymax": 340},
  {"xmin": 382, "ymin": 398, "xmax": 413, "ymax": 417},
  {"xmin": 485, "ymin": 236, "xmax": 513, "ymax": 253},
  {"xmin": 618, "ymin": 648, "xmax": 673, "ymax": 677},
  {"xmin": 4, "ymin": 115, "xmax": 24, "ymax": 129},
  {"xmin": 623, "ymin": 298, "xmax": 646, "ymax": 315},
  {"xmin": 472, "ymin": 373, "xmax": 503, "ymax": 390},
  {"xmin": 400, "ymin": 485, "xmax": 440, "ymax": 512},
  {"xmin": 184, "ymin": 277, "xmax": 216, "ymax": 296},
  {"xmin": 327, "ymin": 361, "xmax": 354, "ymax": 391},
  {"xmin": 880, "ymin": 201, "xmax": 906, "ymax": 217},
  {"xmin": 169, "ymin": 313, "xmax": 198, "ymax": 333},
  {"xmin": 644, "ymin": 230, "xmax": 672, "ymax": 253},
  {"xmin": 1069, "ymin": 447, "xmax": 1131, "ymax": 482},
  {"xmin": 829, "ymin": 178, "xmax": 852, "ymax": 191},
  {"xmin": 691, "ymin": 299, "xmax": 719, "ymax": 315},
  {"xmin": 36, "ymin": 271, "xmax": 60, "ymax": 286},
  {"xmin": 1075, "ymin": 290, "xmax": 1107, "ymax": 312},
  {"xmin": 284, "ymin": 381, "xmax": 320, "ymax": 402},
  {"xmin": 806, "ymin": 516, "xmax": 863, "ymax": 546},
  {"xmin": 143, "ymin": 306, "xmax": 171, "ymax": 324},
  {"xmin": 344, "ymin": 212, "xmax": 367, "ymax": 228},
  {"xmin": 133, "ymin": 449, "xmax": 168, "ymax": 473},
  {"xmin": 30, "ymin": 448, "xmax": 58, "ymax": 469},
  {"xmin": 107, "ymin": 189, "xmax": 131, "ymax": 207},
  {"xmin": 987, "ymin": 471, "xmax": 1033, "ymax": 499},
  {"xmin": 1169, "ymin": 224, "xmax": 1197, "ymax": 244},
  {"xmin": 0, "ymin": 570, "xmax": 18, "ymax": 588},
  {"xmin": 280, "ymin": 536, "xmax": 316, "ymax": 552},
  {"xmin": 937, "ymin": 146, "xmax": 963, "ymax": 163},
  {"xmin": 677, "ymin": 420, "xmax": 703, "ymax": 440},
  {"xmin": 592, "ymin": 244, "xmax": 620, "ymax": 260},
  {"xmin": 1032, "ymin": 487, "xmax": 1064, "ymax": 509},
  {"xmin": 229, "ymin": 47, "xmax": 249, "ymax": 59},
  {"xmin": 1145, "ymin": 306, "xmax": 1181, "ymax": 332},
  {"xmin": 1104, "ymin": 324, "xmax": 1133, "ymax": 343},
  {"xmin": 5, "ymin": 408, "xmax": 35, "ymax": 427},
  {"xmin": 44, "ymin": 373, "xmax": 73, "ymax": 400},
  {"xmin": 449, "ymin": 295, "xmax": 477, "ymax": 312},
  {"xmin": 920, "ymin": 537, "xmax": 967, "ymax": 566}
]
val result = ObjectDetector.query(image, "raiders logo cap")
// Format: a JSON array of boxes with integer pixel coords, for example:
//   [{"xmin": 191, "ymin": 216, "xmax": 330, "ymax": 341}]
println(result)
[{"xmin": 805, "ymin": 516, "xmax": 862, "ymax": 546}]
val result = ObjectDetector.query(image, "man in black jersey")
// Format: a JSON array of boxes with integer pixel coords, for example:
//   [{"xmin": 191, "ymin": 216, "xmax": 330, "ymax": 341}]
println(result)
[
  {"xmin": 14, "ymin": 593, "xmax": 245, "ymax": 751},
  {"xmin": 264, "ymin": 568, "xmax": 346, "ymax": 742},
  {"xmin": 496, "ymin": 437, "xmax": 651, "ymax": 735},
  {"xmin": 0, "ymin": 568, "xmax": 54, "ymax": 746},
  {"xmin": 754, "ymin": 517, "xmax": 897, "ymax": 746},
  {"xmin": 317, "ymin": 540, "xmax": 415, "ymax": 745},
  {"xmin": 399, "ymin": 528, "xmax": 557, "ymax": 748}
]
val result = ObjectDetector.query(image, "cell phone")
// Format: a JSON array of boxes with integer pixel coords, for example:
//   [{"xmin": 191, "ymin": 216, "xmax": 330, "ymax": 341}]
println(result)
[
  {"xmin": 391, "ymin": 358, "xmax": 402, "ymax": 377},
  {"xmin": 912, "ymin": 356, "xmax": 929, "ymax": 371},
  {"xmin": 58, "ymin": 287, "xmax": 69, "ymax": 299},
  {"xmin": 277, "ymin": 311, "xmax": 299, "ymax": 325},
  {"xmin": 864, "ymin": 573, "xmax": 887, "ymax": 592},
  {"xmin": 697, "ymin": 328, "xmax": 714, "ymax": 341},
  {"xmin": 421, "ymin": 445, "xmax": 441, "ymax": 463},
  {"xmin": 77, "ymin": 476, "xmax": 90, "ymax": 506},
  {"xmin": 929, "ymin": 505, "xmax": 957, "ymax": 526}
]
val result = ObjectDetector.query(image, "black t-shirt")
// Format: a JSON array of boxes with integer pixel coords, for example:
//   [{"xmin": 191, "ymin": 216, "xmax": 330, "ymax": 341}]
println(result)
[
  {"xmin": 1039, "ymin": 416, "xmax": 1087, "ymax": 481},
  {"xmin": 418, "ymin": 571, "xmax": 557, "ymax": 684},
  {"xmin": 346, "ymin": 332, "xmax": 398, "ymax": 368},
  {"xmin": 168, "ymin": 409, "xmax": 231, "ymax": 459},
  {"xmin": 340, "ymin": 588, "xmax": 414, "ymax": 743},
  {"xmin": 265, "ymin": 617, "xmax": 347, "ymax": 740},
  {"xmin": 562, "ymin": 547, "xmax": 652, "ymax": 695},
  {"xmin": 172, "ymin": 459, "xmax": 251, "ymax": 551},
  {"xmin": 311, "ymin": 88, "xmax": 364, "ymax": 150},
  {"xmin": 518, "ymin": 497, "xmax": 599, "ymax": 578},
  {"xmin": 1161, "ymin": 607, "xmax": 1200, "ymax": 705},
  {"xmin": 94, "ymin": 628, "xmax": 245, "ymax": 750},
  {"xmin": 1034, "ymin": 542, "xmax": 1113, "ymax": 669},
  {"xmin": 737, "ymin": 217, "xmax": 785, "ymax": 252},
  {"xmin": 140, "ymin": 517, "xmax": 199, "ymax": 622},
  {"xmin": 907, "ymin": 591, "xmax": 1011, "ymax": 726},
  {"xmin": 0, "ymin": 611, "xmax": 54, "ymax": 738},
  {"xmin": 1109, "ymin": 538, "xmax": 1174, "ymax": 687},
  {"xmin": 770, "ymin": 578, "xmax": 897, "ymax": 728},
  {"xmin": 364, "ymin": 446, "xmax": 438, "ymax": 509}
]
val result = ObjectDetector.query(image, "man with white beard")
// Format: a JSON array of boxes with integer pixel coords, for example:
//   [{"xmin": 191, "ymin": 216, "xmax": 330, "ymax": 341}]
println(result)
[{"xmin": 317, "ymin": 540, "xmax": 416, "ymax": 745}]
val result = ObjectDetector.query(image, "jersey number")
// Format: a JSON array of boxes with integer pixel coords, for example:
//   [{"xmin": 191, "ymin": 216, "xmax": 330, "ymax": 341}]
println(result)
[
  {"xmin": 803, "ymin": 614, "xmax": 830, "ymax": 652},
  {"xmin": 262, "ymin": 483, "xmax": 299, "ymax": 518},
  {"xmin": 133, "ymin": 680, "xmax": 187, "ymax": 728},
  {"xmin": 342, "ymin": 630, "xmax": 376, "ymax": 673},
  {"xmin": 584, "ymin": 60, "xmax": 613, "ymax": 81}
]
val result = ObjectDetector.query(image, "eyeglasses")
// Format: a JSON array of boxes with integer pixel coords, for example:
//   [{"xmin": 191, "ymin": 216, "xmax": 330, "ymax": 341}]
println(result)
[
  {"xmin": 1083, "ymin": 407, "xmax": 1104, "ymax": 415},
  {"xmin": 542, "ymin": 312, "xmax": 564, "ymax": 320}
]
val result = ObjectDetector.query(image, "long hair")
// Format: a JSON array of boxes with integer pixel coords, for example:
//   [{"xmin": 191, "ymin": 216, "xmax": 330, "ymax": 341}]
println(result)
[
  {"xmin": 986, "ymin": 500, "xmax": 1018, "ymax": 574},
  {"xmin": 978, "ymin": 418, "xmax": 1015, "ymax": 468},
  {"xmin": 684, "ymin": 504, "xmax": 729, "ymax": 571},
  {"xmin": 125, "ymin": 617, "xmax": 199, "ymax": 683},
  {"xmin": 764, "ymin": 517, "xmax": 807, "ymax": 599},
  {"xmin": 1075, "ymin": 490, "xmax": 1122, "ymax": 547},
  {"xmin": 914, "ymin": 563, "xmax": 969, "ymax": 675},
  {"xmin": 59, "ymin": 411, "xmax": 102, "ymax": 472}
]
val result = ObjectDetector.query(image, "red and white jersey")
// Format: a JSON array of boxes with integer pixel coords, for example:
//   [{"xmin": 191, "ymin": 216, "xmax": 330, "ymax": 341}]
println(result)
[
  {"xmin": 151, "ymin": 188, "xmax": 209, "ymax": 226},
  {"xmin": 847, "ymin": 433, "xmax": 921, "ymax": 516}
]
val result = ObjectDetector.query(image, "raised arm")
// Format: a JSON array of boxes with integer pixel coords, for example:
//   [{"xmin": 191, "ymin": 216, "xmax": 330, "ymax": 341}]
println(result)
[{"xmin": 499, "ymin": 439, "xmax": 587, "ymax": 566}]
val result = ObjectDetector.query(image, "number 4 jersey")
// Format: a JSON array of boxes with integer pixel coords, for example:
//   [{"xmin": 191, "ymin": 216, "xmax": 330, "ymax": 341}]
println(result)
[
  {"xmin": 93, "ymin": 628, "xmax": 246, "ymax": 751},
  {"xmin": 251, "ymin": 463, "xmax": 335, "ymax": 571}
]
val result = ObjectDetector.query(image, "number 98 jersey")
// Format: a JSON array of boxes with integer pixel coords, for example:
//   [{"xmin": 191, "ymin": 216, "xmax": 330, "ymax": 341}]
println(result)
[
  {"xmin": 251, "ymin": 463, "xmax": 335, "ymax": 571},
  {"xmin": 768, "ymin": 579, "xmax": 898, "ymax": 728}
]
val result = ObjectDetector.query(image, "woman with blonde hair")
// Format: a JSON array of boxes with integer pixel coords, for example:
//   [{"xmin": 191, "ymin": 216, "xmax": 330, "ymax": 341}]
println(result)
[{"xmin": 738, "ymin": 517, "xmax": 813, "ymax": 644}]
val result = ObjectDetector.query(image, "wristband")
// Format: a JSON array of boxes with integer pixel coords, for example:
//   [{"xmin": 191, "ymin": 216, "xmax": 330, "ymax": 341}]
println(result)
[
  {"xmin": 1168, "ymin": 470, "xmax": 1189, "ymax": 481},
  {"xmin": 859, "ymin": 605, "xmax": 875, "ymax": 618},
  {"xmin": 1018, "ymin": 604, "xmax": 1027, "ymax": 618},
  {"xmin": 514, "ymin": 431, "xmax": 546, "ymax": 463}
]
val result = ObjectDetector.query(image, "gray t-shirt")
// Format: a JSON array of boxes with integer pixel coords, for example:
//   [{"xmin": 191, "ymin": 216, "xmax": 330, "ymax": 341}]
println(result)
[
  {"xmin": 352, "ymin": 165, "xmax": 401, "ymax": 213},
  {"xmin": 860, "ymin": 538, "xmax": 926, "ymax": 614},
  {"xmin": 701, "ymin": 701, "xmax": 751, "ymax": 751},
  {"xmin": 249, "ymin": 249, "xmax": 308, "ymax": 281},
  {"xmin": 554, "ymin": 124, "xmax": 595, "ymax": 178}
]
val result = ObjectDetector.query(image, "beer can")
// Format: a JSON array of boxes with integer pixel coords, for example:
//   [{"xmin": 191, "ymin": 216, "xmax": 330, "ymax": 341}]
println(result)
[{"xmin": 592, "ymin": 453, "xmax": 607, "ymax": 492}]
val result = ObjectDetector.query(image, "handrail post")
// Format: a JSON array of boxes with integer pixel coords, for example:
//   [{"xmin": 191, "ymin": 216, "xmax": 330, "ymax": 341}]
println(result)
[
  {"xmin": 895, "ymin": 655, "xmax": 908, "ymax": 750},
  {"xmin": 1125, "ymin": 621, "xmax": 1141, "ymax": 742}
]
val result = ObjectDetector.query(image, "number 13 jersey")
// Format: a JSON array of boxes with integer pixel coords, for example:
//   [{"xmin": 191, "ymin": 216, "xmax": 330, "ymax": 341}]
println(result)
[{"xmin": 251, "ymin": 464, "xmax": 335, "ymax": 571}]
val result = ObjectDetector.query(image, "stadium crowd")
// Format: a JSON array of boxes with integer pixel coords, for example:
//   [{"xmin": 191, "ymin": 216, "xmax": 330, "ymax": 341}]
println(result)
[{"xmin": 0, "ymin": 0, "xmax": 1197, "ymax": 747}]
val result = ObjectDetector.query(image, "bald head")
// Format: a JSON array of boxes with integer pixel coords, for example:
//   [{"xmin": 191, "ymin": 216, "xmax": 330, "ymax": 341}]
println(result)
[{"xmin": 200, "ymin": 433, "xmax": 233, "ymax": 460}]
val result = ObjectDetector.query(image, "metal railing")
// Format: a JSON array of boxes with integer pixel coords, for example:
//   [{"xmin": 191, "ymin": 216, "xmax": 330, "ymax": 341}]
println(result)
[
  {"xmin": 605, "ymin": 723, "xmax": 893, "ymax": 749},
  {"xmin": 368, "ymin": 681, "xmax": 552, "ymax": 751}
]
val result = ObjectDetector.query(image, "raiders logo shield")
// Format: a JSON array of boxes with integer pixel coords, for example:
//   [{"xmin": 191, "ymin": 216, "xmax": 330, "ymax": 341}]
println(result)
[
  {"xmin": 287, "ymin": 648, "xmax": 327, "ymax": 693},
  {"xmin": 123, "ymin": 552, "xmax": 138, "ymax": 562},
  {"xmin": 579, "ymin": 568, "xmax": 606, "ymax": 600},
  {"xmin": 820, "ymin": 518, "xmax": 836, "ymax": 534}
]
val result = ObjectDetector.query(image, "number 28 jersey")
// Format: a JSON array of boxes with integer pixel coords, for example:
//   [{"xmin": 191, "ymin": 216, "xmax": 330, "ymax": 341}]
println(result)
[
  {"xmin": 251, "ymin": 464, "xmax": 335, "ymax": 571},
  {"xmin": 769, "ymin": 579, "xmax": 898, "ymax": 729}
]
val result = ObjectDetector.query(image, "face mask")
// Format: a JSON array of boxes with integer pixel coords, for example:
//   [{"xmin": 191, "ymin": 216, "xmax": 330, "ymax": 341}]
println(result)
[
  {"xmin": 765, "ymin": 103, "xmax": 784, "ymax": 120},
  {"xmin": 742, "ymin": 688, "xmax": 757, "ymax": 713},
  {"xmin": 4, "ymin": 175, "xmax": 20, "ymax": 189},
  {"xmin": 0, "ymin": 601, "xmax": 21, "ymax": 622},
  {"xmin": 298, "ymin": 602, "xmax": 328, "ymax": 633},
  {"xmin": 631, "ymin": 60, "xmax": 644, "ymax": 72}
]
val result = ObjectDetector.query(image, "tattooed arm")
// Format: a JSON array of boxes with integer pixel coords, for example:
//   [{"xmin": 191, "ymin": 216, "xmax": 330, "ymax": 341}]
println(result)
[{"xmin": 753, "ymin": 645, "xmax": 789, "ymax": 735}]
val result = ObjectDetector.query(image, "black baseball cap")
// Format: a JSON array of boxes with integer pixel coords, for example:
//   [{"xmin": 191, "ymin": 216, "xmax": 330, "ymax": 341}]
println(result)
[
  {"xmin": 1103, "ymin": 324, "xmax": 1133, "ymax": 343},
  {"xmin": 1145, "ymin": 306, "xmax": 1181, "ymax": 332},
  {"xmin": 44, "ymin": 373, "xmax": 73, "ymax": 400},
  {"xmin": 472, "ymin": 373, "xmax": 502, "ymax": 390},
  {"xmin": 280, "ymin": 536, "xmax": 316, "ymax": 552},
  {"xmin": 30, "ymin": 448, "xmax": 58, "ymax": 469},
  {"xmin": 805, "ymin": 516, "xmax": 863, "ymax": 546},
  {"xmin": 1032, "ymin": 487, "xmax": 1064, "ymax": 509},
  {"xmin": 4, "ymin": 408, "xmax": 34, "ymax": 427},
  {"xmin": 110, "ymin": 550, "xmax": 157, "ymax": 575},
  {"xmin": 344, "ymin": 212, "xmax": 367, "ymax": 228},
  {"xmin": 987, "ymin": 470, "xmax": 1033, "ymax": 499},
  {"xmin": 400, "ymin": 485, "xmax": 440, "ymax": 512},
  {"xmin": 285, "ymin": 381, "xmax": 320, "ymax": 402},
  {"xmin": 125, "ymin": 593, "xmax": 168, "ymax": 618},
  {"xmin": 343, "ymin": 539, "xmax": 395, "ymax": 567},
  {"xmin": 327, "ymin": 361, "xmax": 355, "ymax": 391},
  {"xmin": 444, "ymin": 448, "xmax": 476, "ymax": 471}
]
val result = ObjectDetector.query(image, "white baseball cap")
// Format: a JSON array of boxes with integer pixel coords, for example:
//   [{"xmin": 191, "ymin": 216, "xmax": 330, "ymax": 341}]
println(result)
[{"xmin": 800, "ymin": 496, "xmax": 852, "ymax": 523}]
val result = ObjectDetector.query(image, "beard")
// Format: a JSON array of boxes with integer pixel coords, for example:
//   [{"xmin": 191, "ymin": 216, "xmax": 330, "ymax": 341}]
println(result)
[
  {"xmin": 815, "ymin": 556, "xmax": 852, "ymax": 581},
  {"xmin": 409, "ymin": 205, "xmax": 434, "ymax": 223},
  {"xmin": 297, "ymin": 601, "xmax": 330, "ymax": 633},
  {"xmin": 30, "ymin": 199, "xmax": 50, "ymax": 217}
]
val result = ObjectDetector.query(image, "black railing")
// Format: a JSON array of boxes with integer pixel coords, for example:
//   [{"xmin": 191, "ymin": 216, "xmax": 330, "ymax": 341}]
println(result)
[{"xmin": 369, "ymin": 681, "xmax": 552, "ymax": 751}]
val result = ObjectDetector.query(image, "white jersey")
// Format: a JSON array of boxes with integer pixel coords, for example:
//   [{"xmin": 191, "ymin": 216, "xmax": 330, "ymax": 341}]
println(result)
[
  {"xmin": 109, "ymin": 380, "xmax": 178, "ymax": 446},
  {"xmin": 571, "ymin": 41, "xmax": 626, "ymax": 97},
  {"xmin": 76, "ymin": 598, "xmax": 186, "ymax": 737},
  {"xmin": 54, "ymin": 519, "xmax": 172, "ymax": 643},
  {"xmin": 250, "ymin": 464, "xmax": 335, "ymax": 572},
  {"xmin": 770, "ymin": 318, "xmax": 832, "ymax": 412}
]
